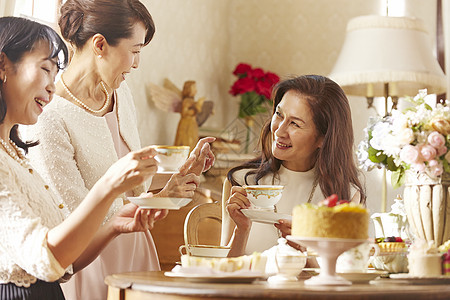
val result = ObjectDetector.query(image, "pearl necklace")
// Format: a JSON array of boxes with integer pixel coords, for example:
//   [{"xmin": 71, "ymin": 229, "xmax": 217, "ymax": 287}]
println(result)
[
  {"xmin": 0, "ymin": 137, "xmax": 31, "ymax": 171},
  {"xmin": 60, "ymin": 75, "xmax": 111, "ymax": 114}
]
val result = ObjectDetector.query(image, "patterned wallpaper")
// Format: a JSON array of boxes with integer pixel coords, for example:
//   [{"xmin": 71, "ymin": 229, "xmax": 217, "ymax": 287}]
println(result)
[{"xmin": 130, "ymin": 0, "xmax": 438, "ymax": 214}]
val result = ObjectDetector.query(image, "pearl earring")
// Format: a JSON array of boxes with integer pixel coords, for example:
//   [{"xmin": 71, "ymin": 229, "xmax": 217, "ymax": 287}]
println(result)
[
  {"xmin": 2, "ymin": 75, "xmax": 6, "ymax": 83},
  {"xmin": 98, "ymin": 55, "xmax": 102, "ymax": 59}
]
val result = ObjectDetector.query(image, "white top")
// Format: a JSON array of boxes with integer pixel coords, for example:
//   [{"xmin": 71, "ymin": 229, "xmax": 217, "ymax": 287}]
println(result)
[
  {"xmin": 21, "ymin": 82, "xmax": 146, "ymax": 222},
  {"xmin": 21, "ymin": 82, "xmax": 159, "ymax": 299},
  {"xmin": 0, "ymin": 151, "xmax": 71, "ymax": 287},
  {"xmin": 228, "ymin": 165, "xmax": 358, "ymax": 254},
  {"xmin": 231, "ymin": 165, "xmax": 326, "ymax": 254}
]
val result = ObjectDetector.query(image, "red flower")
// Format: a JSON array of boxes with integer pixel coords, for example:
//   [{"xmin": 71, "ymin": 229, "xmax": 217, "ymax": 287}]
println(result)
[
  {"xmin": 229, "ymin": 77, "xmax": 255, "ymax": 96},
  {"xmin": 229, "ymin": 63, "xmax": 280, "ymax": 108},
  {"xmin": 249, "ymin": 68, "xmax": 265, "ymax": 79},
  {"xmin": 233, "ymin": 63, "xmax": 252, "ymax": 76},
  {"xmin": 264, "ymin": 72, "xmax": 280, "ymax": 85},
  {"xmin": 255, "ymin": 80, "xmax": 273, "ymax": 99}
]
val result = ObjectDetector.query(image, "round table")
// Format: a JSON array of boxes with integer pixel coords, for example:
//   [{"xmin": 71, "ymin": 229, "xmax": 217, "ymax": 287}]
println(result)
[{"xmin": 105, "ymin": 271, "xmax": 450, "ymax": 300}]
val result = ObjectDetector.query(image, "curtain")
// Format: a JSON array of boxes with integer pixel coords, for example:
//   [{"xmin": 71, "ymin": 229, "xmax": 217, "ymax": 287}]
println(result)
[{"xmin": 0, "ymin": 0, "xmax": 15, "ymax": 17}]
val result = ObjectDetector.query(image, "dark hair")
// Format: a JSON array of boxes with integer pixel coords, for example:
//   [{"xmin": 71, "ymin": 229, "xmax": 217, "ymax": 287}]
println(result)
[
  {"xmin": 0, "ymin": 17, "xmax": 68, "ymax": 152},
  {"xmin": 228, "ymin": 75, "xmax": 366, "ymax": 204},
  {"xmin": 59, "ymin": 0, "xmax": 155, "ymax": 49}
]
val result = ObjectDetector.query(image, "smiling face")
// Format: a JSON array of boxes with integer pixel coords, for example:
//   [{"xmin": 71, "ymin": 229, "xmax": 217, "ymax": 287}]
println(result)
[
  {"xmin": 1, "ymin": 40, "xmax": 57, "ymax": 127},
  {"xmin": 270, "ymin": 90, "xmax": 324, "ymax": 171},
  {"xmin": 100, "ymin": 22, "xmax": 146, "ymax": 89}
]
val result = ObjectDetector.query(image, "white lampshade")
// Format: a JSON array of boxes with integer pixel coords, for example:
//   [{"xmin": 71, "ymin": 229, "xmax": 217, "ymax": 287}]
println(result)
[{"xmin": 329, "ymin": 15, "xmax": 446, "ymax": 97}]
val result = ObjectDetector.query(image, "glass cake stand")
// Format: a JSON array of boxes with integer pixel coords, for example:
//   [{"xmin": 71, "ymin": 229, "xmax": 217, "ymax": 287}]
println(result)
[{"xmin": 287, "ymin": 236, "xmax": 367, "ymax": 286}]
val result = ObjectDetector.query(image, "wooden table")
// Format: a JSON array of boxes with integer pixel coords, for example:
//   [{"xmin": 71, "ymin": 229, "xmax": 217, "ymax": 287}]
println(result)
[{"xmin": 105, "ymin": 271, "xmax": 450, "ymax": 300}]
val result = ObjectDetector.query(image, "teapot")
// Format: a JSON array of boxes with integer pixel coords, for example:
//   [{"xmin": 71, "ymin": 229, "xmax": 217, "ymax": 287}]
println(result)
[{"xmin": 371, "ymin": 195, "xmax": 410, "ymax": 240}]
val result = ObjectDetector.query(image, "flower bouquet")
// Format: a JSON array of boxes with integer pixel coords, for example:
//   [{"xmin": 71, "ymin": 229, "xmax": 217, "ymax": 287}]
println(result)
[
  {"xmin": 229, "ymin": 63, "xmax": 280, "ymax": 152},
  {"xmin": 357, "ymin": 90, "xmax": 450, "ymax": 188}
]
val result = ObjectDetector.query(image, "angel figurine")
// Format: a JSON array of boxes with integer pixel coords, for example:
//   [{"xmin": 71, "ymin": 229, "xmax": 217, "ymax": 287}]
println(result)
[{"xmin": 147, "ymin": 79, "xmax": 213, "ymax": 151}]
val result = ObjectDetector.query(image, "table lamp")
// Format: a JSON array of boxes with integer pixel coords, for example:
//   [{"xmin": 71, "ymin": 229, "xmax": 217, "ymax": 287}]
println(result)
[{"xmin": 329, "ymin": 15, "xmax": 447, "ymax": 212}]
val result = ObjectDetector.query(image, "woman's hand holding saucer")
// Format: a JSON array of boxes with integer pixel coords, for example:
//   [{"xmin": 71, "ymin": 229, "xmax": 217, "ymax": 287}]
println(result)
[{"xmin": 111, "ymin": 195, "xmax": 168, "ymax": 233}]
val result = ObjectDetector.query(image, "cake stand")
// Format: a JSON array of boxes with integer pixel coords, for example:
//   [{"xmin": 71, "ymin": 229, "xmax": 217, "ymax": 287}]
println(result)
[{"xmin": 287, "ymin": 236, "xmax": 367, "ymax": 286}]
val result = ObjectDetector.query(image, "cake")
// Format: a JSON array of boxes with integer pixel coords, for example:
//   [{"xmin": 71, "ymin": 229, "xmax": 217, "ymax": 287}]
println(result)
[
  {"xmin": 292, "ymin": 194, "xmax": 369, "ymax": 239},
  {"xmin": 372, "ymin": 237, "xmax": 408, "ymax": 273},
  {"xmin": 376, "ymin": 236, "xmax": 407, "ymax": 252}
]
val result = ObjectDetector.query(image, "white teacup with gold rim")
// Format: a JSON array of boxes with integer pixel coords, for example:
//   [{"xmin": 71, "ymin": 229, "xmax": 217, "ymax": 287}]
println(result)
[
  {"xmin": 150, "ymin": 145, "xmax": 190, "ymax": 173},
  {"xmin": 243, "ymin": 185, "xmax": 284, "ymax": 210}
]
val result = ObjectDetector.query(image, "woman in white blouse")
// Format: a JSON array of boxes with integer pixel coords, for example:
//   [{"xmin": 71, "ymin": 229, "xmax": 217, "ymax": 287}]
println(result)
[
  {"xmin": 22, "ymin": 1, "xmax": 214, "ymax": 299},
  {"xmin": 0, "ymin": 16, "xmax": 167, "ymax": 299},
  {"xmin": 222, "ymin": 75, "xmax": 366, "ymax": 257}
]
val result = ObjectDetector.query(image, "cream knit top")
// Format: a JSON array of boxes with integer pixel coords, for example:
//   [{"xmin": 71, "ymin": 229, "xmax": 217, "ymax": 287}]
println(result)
[
  {"xmin": 0, "ymin": 151, "xmax": 70, "ymax": 287},
  {"xmin": 22, "ymin": 82, "xmax": 146, "ymax": 222}
]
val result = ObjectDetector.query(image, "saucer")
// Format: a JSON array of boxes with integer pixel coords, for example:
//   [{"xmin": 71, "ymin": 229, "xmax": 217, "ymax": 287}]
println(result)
[
  {"xmin": 303, "ymin": 268, "xmax": 387, "ymax": 283},
  {"xmin": 127, "ymin": 197, "xmax": 192, "ymax": 210},
  {"xmin": 241, "ymin": 209, "xmax": 291, "ymax": 224}
]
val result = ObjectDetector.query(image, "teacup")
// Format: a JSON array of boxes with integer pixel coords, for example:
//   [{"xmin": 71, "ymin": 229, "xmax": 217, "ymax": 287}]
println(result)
[
  {"xmin": 336, "ymin": 242, "xmax": 380, "ymax": 273},
  {"xmin": 178, "ymin": 244, "xmax": 230, "ymax": 258},
  {"xmin": 243, "ymin": 185, "xmax": 284, "ymax": 209},
  {"xmin": 150, "ymin": 145, "xmax": 190, "ymax": 173}
]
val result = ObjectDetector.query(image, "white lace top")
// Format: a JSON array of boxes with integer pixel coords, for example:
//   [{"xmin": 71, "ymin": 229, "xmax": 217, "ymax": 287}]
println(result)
[
  {"xmin": 0, "ymin": 151, "xmax": 71, "ymax": 287},
  {"xmin": 21, "ymin": 82, "xmax": 146, "ymax": 222}
]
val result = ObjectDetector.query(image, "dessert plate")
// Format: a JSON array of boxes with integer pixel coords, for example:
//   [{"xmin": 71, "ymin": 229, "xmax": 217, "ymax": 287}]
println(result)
[
  {"xmin": 164, "ymin": 266, "xmax": 264, "ymax": 283},
  {"xmin": 389, "ymin": 273, "xmax": 450, "ymax": 285},
  {"xmin": 241, "ymin": 209, "xmax": 291, "ymax": 224},
  {"xmin": 127, "ymin": 197, "xmax": 191, "ymax": 210},
  {"xmin": 303, "ymin": 268, "xmax": 387, "ymax": 283}
]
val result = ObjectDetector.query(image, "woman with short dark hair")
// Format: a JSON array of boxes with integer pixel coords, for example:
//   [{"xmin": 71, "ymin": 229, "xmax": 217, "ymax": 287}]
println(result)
[{"xmin": 0, "ymin": 16, "xmax": 162, "ymax": 299}]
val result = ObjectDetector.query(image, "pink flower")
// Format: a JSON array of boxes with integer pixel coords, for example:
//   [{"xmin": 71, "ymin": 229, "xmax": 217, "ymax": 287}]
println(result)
[
  {"xmin": 399, "ymin": 145, "xmax": 420, "ymax": 164},
  {"xmin": 420, "ymin": 145, "xmax": 437, "ymax": 161},
  {"xmin": 428, "ymin": 131, "xmax": 446, "ymax": 148},
  {"xmin": 437, "ymin": 146, "xmax": 448, "ymax": 157},
  {"xmin": 411, "ymin": 162, "xmax": 426, "ymax": 172},
  {"xmin": 429, "ymin": 160, "xmax": 444, "ymax": 177}
]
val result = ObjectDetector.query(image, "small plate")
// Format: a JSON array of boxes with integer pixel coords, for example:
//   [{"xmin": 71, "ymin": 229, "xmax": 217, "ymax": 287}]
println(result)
[
  {"xmin": 303, "ymin": 268, "xmax": 387, "ymax": 283},
  {"xmin": 241, "ymin": 209, "xmax": 291, "ymax": 224},
  {"xmin": 164, "ymin": 267, "xmax": 264, "ymax": 283},
  {"xmin": 156, "ymin": 170, "xmax": 178, "ymax": 174},
  {"xmin": 127, "ymin": 197, "xmax": 192, "ymax": 210},
  {"xmin": 389, "ymin": 273, "xmax": 450, "ymax": 284}
]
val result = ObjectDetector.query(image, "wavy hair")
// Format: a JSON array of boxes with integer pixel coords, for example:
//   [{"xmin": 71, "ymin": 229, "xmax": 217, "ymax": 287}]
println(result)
[
  {"xmin": 0, "ymin": 17, "xmax": 68, "ymax": 152},
  {"xmin": 228, "ymin": 75, "xmax": 366, "ymax": 204}
]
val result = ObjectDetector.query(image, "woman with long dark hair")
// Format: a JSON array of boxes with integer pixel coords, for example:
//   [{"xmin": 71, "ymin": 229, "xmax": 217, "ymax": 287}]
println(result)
[{"xmin": 221, "ymin": 75, "xmax": 365, "ymax": 257}]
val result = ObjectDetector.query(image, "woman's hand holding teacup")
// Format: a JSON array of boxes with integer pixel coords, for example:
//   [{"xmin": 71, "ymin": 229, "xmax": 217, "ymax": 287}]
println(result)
[
  {"xmin": 156, "ymin": 155, "xmax": 200, "ymax": 198},
  {"xmin": 226, "ymin": 186, "xmax": 251, "ymax": 230},
  {"xmin": 101, "ymin": 146, "xmax": 158, "ymax": 196}
]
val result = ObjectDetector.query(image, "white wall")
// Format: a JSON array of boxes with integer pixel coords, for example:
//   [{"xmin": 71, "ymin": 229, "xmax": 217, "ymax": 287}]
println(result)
[{"xmin": 129, "ymin": 0, "xmax": 443, "ymax": 233}]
